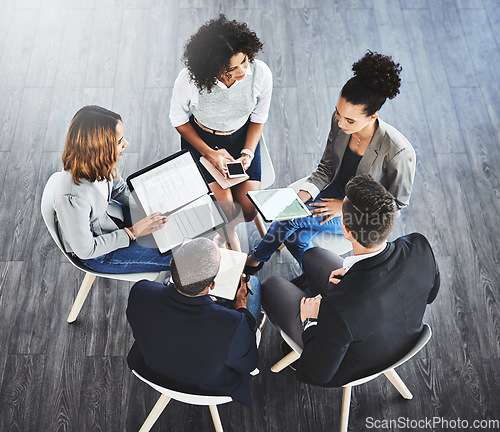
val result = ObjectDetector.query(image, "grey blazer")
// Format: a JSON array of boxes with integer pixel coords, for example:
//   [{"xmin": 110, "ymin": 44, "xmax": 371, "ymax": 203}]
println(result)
[
  {"xmin": 302, "ymin": 114, "xmax": 416, "ymax": 210},
  {"xmin": 54, "ymin": 170, "xmax": 132, "ymax": 260}
]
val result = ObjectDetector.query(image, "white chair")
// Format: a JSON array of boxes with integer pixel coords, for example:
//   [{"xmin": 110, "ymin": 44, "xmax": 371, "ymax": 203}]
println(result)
[
  {"xmin": 41, "ymin": 172, "xmax": 161, "ymax": 323},
  {"xmin": 287, "ymin": 176, "xmax": 352, "ymax": 256},
  {"xmin": 253, "ymin": 134, "xmax": 276, "ymax": 237},
  {"xmin": 271, "ymin": 324, "xmax": 433, "ymax": 432},
  {"xmin": 132, "ymin": 370, "xmax": 232, "ymax": 432}
]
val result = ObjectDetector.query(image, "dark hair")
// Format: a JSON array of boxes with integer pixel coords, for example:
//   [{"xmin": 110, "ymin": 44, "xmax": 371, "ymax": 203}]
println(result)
[
  {"xmin": 341, "ymin": 50, "xmax": 402, "ymax": 116},
  {"xmin": 342, "ymin": 174, "xmax": 396, "ymax": 248},
  {"xmin": 62, "ymin": 105, "xmax": 122, "ymax": 185},
  {"xmin": 183, "ymin": 14, "xmax": 263, "ymax": 92},
  {"xmin": 170, "ymin": 238, "xmax": 220, "ymax": 296}
]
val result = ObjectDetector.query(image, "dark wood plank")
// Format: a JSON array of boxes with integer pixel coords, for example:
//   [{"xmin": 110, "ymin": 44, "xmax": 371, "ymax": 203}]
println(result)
[
  {"xmin": 403, "ymin": 8, "xmax": 466, "ymax": 155},
  {"xmin": 0, "ymin": 87, "xmax": 52, "ymax": 261},
  {"xmin": 290, "ymin": 8, "xmax": 332, "ymax": 159},
  {"xmin": 144, "ymin": 1, "xmax": 179, "ymax": 88},
  {"xmin": 78, "ymin": 356, "xmax": 126, "ymax": 431},
  {"xmin": 43, "ymin": 8, "xmax": 95, "ymax": 152},
  {"xmin": 373, "ymin": 0, "xmax": 418, "ymax": 83},
  {"xmin": 29, "ymin": 264, "xmax": 88, "ymax": 432},
  {"xmin": 111, "ymin": 8, "xmax": 150, "ymax": 147},
  {"xmin": 84, "ymin": 5, "xmax": 122, "ymax": 88},
  {"xmin": 428, "ymin": 0, "xmax": 478, "ymax": 88},
  {"xmin": 0, "ymin": 355, "xmax": 45, "ymax": 432},
  {"xmin": 139, "ymin": 87, "xmax": 177, "ymax": 167},
  {"xmin": 24, "ymin": 7, "xmax": 67, "ymax": 88},
  {"xmin": 0, "ymin": 9, "xmax": 38, "ymax": 152},
  {"xmin": 459, "ymin": 8, "xmax": 500, "ymax": 140}
]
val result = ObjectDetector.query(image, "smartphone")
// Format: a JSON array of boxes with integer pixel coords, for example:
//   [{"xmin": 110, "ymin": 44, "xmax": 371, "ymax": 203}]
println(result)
[{"xmin": 226, "ymin": 161, "xmax": 246, "ymax": 178}]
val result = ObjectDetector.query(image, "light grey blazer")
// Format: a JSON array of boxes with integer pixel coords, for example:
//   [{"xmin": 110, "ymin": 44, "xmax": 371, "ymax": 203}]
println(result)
[
  {"xmin": 54, "ymin": 170, "xmax": 131, "ymax": 260},
  {"xmin": 302, "ymin": 115, "xmax": 416, "ymax": 210}
]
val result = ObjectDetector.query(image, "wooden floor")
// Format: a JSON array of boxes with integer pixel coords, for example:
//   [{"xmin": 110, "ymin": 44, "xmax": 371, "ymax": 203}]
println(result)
[{"xmin": 0, "ymin": 0, "xmax": 499, "ymax": 431}]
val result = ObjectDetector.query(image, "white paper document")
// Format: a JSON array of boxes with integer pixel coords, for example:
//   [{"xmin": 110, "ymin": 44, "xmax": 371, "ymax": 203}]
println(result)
[
  {"xmin": 211, "ymin": 248, "xmax": 247, "ymax": 300},
  {"xmin": 152, "ymin": 194, "xmax": 225, "ymax": 254},
  {"xmin": 130, "ymin": 152, "xmax": 209, "ymax": 215}
]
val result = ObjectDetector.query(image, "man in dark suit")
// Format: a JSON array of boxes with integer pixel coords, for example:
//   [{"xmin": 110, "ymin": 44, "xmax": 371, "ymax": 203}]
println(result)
[
  {"xmin": 127, "ymin": 238, "xmax": 259, "ymax": 405},
  {"xmin": 262, "ymin": 174, "xmax": 440, "ymax": 387}
]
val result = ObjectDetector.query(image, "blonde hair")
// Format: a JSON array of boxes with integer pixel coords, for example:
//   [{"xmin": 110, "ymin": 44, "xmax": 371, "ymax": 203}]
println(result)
[{"xmin": 62, "ymin": 105, "xmax": 122, "ymax": 185}]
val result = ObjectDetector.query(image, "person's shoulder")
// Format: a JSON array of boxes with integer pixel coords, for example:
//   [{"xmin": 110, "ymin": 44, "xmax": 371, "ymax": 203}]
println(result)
[
  {"xmin": 394, "ymin": 233, "xmax": 434, "ymax": 254},
  {"xmin": 253, "ymin": 59, "xmax": 272, "ymax": 77},
  {"xmin": 130, "ymin": 279, "xmax": 167, "ymax": 301},
  {"xmin": 377, "ymin": 118, "xmax": 414, "ymax": 154}
]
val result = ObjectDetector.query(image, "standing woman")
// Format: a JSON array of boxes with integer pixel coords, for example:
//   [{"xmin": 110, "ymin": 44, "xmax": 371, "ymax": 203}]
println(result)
[
  {"xmin": 54, "ymin": 105, "xmax": 171, "ymax": 274},
  {"xmin": 246, "ymin": 51, "xmax": 416, "ymax": 271},
  {"xmin": 169, "ymin": 14, "xmax": 272, "ymax": 250}
]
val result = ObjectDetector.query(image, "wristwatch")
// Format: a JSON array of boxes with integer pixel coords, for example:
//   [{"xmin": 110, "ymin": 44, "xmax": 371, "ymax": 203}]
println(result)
[{"xmin": 301, "ymin": 317, "xmax": 318, "ymax": 331}]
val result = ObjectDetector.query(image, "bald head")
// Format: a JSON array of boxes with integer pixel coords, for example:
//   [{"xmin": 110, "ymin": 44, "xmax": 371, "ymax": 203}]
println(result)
[{"xmin": 171, "ymin": 238, "xmax": 221, "ymax": 296}]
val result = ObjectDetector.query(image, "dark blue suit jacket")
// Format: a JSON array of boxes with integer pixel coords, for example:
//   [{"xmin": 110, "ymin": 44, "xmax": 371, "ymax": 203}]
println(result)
[
  {"xmin": 126, "ymin": 281, "xmax": 258, "ymax": 405},
  {"xmin": 297, "ymin": 233, "xmax": 440, "ymax": 387}
]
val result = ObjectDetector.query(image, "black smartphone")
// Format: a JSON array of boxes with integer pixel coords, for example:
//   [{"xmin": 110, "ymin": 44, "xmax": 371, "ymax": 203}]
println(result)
[{"xmin": 226, "ymin": 161, "xmax": 246, "ymax": 178}]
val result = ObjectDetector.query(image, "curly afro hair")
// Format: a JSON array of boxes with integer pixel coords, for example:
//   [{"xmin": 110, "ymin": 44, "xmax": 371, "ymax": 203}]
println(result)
[
  {"xmin": 183, "ymin": 14, "xmax": 263, "ymax": 93},
  {"xmin": 341, "ymin": 50, "xmax": 402, "ymax": 116}
]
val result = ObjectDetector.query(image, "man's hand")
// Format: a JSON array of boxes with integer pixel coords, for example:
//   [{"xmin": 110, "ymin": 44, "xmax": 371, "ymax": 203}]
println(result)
[
  {"xmin": 300, "ymin": 296, "xmax": 321, "ymax": 322},
  {"xmin": 329, "ymin": 268, "xmax": 347, "ymax": 285},
  {"xmin": 233, "ymin": 274, "xmax": 250, "ymax": 310},
  {"xmin": 309, "ymin": 198, "xmax": 343, "ymax": 224}
]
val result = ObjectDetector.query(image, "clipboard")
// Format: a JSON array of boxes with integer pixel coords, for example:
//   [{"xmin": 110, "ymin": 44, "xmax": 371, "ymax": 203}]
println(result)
[
  {"xmin": 127, "ymin": 150, "xmax": 227, "ymax": 255},
  {"xmin": 246, "ymin": 188, "xmax": 312, "ymax": 222}
]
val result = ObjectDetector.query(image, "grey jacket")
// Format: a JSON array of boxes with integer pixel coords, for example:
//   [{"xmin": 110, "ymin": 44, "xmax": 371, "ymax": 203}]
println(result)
[
  {"xmin": 302, "ymin": 115, "xmax": 416, "ymax": 210},
  {"xmin": 54, "ymin": 170, "xmax": 131, "ymax": 259}
]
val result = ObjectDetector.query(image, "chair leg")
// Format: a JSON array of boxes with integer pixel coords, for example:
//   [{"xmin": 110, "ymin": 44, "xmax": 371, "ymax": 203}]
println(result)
[
  {"xmin": 270, "ymin": 350, "xmax": 301, "ymax": 373},
  {"xmin": 209, "ymin": 405, "xmax": 224, "ymax": 432},
  {"xmin": 384, "ymin": 369, "xmax": 413, "ymax": 399},
  {"xmin": 67, "ymin": 272, "xmax": 96, "ymax": 323},
  {"xmin": 139, "ymin": 394, "xmax": 171, "ymax": 432},
  {"xmin": 340, "ymin": 386, "xmax": 352, "ymax": 432},
  {"xmin": 253, "ymin": 214, "xmax": 286, "ymax": 250},
  {"xmin": 254, "ymin": 213, "xmax": 267, "ymax": 238}
]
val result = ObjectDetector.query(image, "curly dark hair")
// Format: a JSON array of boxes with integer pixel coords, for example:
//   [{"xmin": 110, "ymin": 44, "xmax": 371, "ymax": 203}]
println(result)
[
  {"xmin": 342, "ymin": 174, "xmax": 396, "ymax": 248},
  {"xmin": 341, "ymin": 50, "xmax": 402, "ymax": 116},
  {"xmin": 183, "ymin": 14, "xmax": 263, "ymax": 92}
]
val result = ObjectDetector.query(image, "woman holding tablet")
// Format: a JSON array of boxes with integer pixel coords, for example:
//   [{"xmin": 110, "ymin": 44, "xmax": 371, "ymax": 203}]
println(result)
[
  {"xmin": 54, "ymin": 105, "xmax": 171, "ymax": 274},
  {"xmin": 169, "ymin": 14, "xmax": 273, "ymax": 250},
  {"xmin": 245, "ymin": 51, "xmax": 416, "ymax": 271}
]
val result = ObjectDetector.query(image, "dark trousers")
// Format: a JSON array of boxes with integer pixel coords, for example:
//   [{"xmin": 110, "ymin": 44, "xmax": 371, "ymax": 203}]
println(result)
[{"xmin": 261, "ymin": 247, "xmax": 344, "ymax": 347}]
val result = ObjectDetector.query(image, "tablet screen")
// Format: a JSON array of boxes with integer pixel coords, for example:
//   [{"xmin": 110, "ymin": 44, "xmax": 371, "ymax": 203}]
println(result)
[{"xmin": 247, "ymin": 188, "xmax": 311, "ymax": 221}]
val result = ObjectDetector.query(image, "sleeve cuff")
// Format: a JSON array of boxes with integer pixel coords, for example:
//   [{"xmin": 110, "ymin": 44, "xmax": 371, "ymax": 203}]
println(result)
[
  {"xmin": 303, "ymin": 321, "xmax": 318, "ymax": 331},
  {"xmin": 300, "ymin": 182, "xmax": 320, "ymax": 200}
]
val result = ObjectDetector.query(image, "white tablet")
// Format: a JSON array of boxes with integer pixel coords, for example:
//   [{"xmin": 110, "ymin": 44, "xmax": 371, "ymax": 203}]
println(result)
[{"xmin": 247, "ymin": 188, "xmax": 312, "ymax": 222}]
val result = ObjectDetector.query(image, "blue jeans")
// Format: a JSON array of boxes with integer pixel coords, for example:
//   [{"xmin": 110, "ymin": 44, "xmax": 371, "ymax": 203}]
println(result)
[
  {"xmin": 79, "ymin": 241, "xmax": 172, "ymax": 274},
  {"xmin": 216, "ymin": 276, "xmax": 262, "ymax": 328},
  {"xmin": 251, "ymin": 187, "xmax": 344, "ymax": 267}
]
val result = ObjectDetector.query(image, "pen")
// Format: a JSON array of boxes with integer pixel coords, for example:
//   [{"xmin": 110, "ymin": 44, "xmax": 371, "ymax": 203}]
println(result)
[{"xmin": 243, "ymin": 273, "xmax": 253, "ymax": 295}]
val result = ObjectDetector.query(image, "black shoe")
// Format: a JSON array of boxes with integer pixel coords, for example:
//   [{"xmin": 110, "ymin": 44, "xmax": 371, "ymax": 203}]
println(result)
[
  {"xmin": 243, "ymin": 261, "xmax": 265, "ymax": 275},
  {"xmin": 280, "ymin": 341, "xmax": 299, "ymax": 371},
  {"xmin": 290, "ymin": 273, "xmax": 309, "ymax": 291}
]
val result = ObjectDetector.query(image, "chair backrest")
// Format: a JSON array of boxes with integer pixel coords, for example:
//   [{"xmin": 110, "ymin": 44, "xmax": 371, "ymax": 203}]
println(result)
[
  {"xmin": 345, "ymin": 324, "xmax": 433, "ymax": 387},
  {"xmin": 132, "ymin": 370, "xmax": 232, "ymax": 406},
  {"xmin": 41, "ymin": 172, "xmax": 82, "ymax": 266},
  {"xmin": 260, "ymin": 134, "xmax": 275, "ymax": 189}
]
